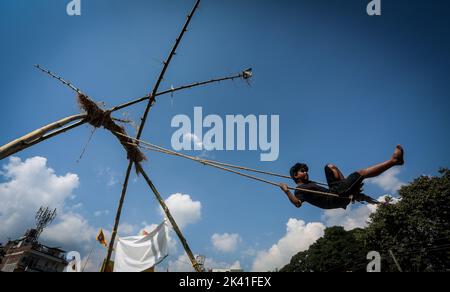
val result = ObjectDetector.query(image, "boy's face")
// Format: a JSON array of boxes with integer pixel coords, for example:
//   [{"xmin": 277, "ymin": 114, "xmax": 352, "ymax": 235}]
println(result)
[{"xmin": 295, "ymin": 169, "xmax": 309, "ymax": 182}]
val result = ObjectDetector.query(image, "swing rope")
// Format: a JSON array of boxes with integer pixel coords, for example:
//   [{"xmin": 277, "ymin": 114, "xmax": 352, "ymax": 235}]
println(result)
[{"xmin": 114, "ymin": 132, "xmax": 344, "ymax": 199}]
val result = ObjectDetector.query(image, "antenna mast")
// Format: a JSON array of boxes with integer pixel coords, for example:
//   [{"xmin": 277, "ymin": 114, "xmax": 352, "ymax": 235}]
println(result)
[{"xmin": 34, "ymin": 206, "xmax": 57, "ymax": 241}]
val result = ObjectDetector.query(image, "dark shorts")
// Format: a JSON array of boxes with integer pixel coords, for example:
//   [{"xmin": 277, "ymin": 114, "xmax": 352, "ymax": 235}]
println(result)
[{"xmin": 325, "ymin": 166, "xmax": 364, "ymax": 197}]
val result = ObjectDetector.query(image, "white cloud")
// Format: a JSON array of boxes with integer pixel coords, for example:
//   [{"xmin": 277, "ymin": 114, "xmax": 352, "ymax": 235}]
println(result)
[
  {"xmin": 183, "ymin": 133, "xmax": 213, "ymax": 158},
  {"xmin": 107, "ymin": 177, "xmax": 118, "ymax": 187},
  {"xmin": 94, "ymin": 210, "xmax": 109, "ymax": 217},
  {"xmin": 322, "ymin": 205, "xmax": 375, "ymax": 231},
  {"xmin": 251, "ymin": 219, "xmax": 325, "ymax": 272},
  {"xmin": 98, "ymin": 167, "xmax": 118, "ymax": 187},
  {"xmin": 211, "ymin": 233, "xmax": 241, "ymax": 253},
  {"xmin": 183, "ymin": 133, "xmax": 203, "ymax": 148},
  {"xmin": 322, "ymin": 196, "xmax": 400, "ymax": 231},
  {"xmin": 367, "ymin": 168, "xmax": 406, "ymax": 193},
  {"xmin": 0, "ymin": 157, "xmax": 79, "ymax": 242},
  {"xmin": 41, "ymin": 212, "xmax": 97, "ymax": 252},
  {"xmin": 0, "ymin": 157, "xmax": 97, "ymax": 256},
  {"xmin": 242, "ymin": 248, "xmax": 257, "ymax": 258},
  {"xmin": 165, "ymin": 254, "xmax": 193, "ymax": 272},
  {"xmin": 161, "ymin": 193, "xmax": 202, "ymax": 229},
  {"xmin": 71, "ymin": 203, "xmax": 83, "ymax": 210},
  {"xmin": 118, "ymin": 223, "xmax": 137, "ymax": 236}
]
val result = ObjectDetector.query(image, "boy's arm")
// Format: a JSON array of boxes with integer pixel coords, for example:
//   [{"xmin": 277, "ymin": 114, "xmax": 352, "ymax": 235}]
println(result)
[{"xmin": 280, "ymin": 183, "xmax": 302, "ymax": 208}]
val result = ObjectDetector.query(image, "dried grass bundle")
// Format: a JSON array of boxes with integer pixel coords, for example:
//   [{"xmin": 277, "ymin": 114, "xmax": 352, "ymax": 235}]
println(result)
[{"xmin": 77, "ymin": 93, "xmax": 146, "ymax": 165}]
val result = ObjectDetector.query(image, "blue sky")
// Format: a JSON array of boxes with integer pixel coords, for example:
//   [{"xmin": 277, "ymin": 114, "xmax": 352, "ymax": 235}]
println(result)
[{"xmin": 1, "ymin": 0, "xmax": 449, "ymax": 271}]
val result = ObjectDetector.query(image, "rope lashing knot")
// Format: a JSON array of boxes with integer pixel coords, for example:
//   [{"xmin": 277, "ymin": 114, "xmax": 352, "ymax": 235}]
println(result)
[{"xmin": 77, "ymin": 93, "xmax": 146, "ymax": 165}]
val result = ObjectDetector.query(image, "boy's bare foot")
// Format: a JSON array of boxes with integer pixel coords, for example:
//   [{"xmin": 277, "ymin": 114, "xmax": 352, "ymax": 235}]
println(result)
[{"xmin": 392, "ymin": 145, "xmax": 405, "ymax": 166}]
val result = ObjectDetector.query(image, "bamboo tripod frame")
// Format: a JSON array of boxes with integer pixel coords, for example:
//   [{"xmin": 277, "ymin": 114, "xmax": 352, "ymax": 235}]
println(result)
[{"xmin": 0, "ymin": 0, "xmax": 252, "ymax": 272}]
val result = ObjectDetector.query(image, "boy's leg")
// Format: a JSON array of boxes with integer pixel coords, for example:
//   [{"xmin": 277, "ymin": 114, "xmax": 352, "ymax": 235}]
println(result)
[
  {"xmin": 357, "ymin": 145, "xmax": 404, "ymax": 179},
  {"xmin": 326, "ymin": 164, "xmax": 345, "ymax": 180}
]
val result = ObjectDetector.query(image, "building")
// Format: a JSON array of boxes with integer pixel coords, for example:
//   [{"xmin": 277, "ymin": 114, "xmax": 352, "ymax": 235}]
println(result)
[{"xmin": 0, "ymin": 229, "xmax": 68, "ymax": 273}]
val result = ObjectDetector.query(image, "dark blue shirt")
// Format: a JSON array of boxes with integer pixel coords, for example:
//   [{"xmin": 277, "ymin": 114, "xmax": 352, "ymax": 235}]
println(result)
[{"xmin": 295, "ymin": 182, "xmax": 350, "ymax": 210}]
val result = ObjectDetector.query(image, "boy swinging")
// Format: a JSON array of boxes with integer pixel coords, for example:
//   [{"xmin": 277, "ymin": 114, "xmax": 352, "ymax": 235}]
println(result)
[{"xmin": 280, "ymin": 145, "xmax": 405, "ymax": 210}]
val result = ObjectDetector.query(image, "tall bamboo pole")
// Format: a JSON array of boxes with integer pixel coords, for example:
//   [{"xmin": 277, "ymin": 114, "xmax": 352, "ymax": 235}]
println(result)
[
  {"xmin": 136, "ymin": 164, "xmax": 201, "ymax": 272},
  {"xmin": 103, "ymin": 0, "xmax": 202, "ymax": 272}
]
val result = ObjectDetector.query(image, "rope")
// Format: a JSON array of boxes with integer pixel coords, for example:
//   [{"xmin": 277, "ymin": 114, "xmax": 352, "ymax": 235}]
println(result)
[
  {"xmin": 191, "ymin": 161, "xmax": 329, "ymax": 187},
  {"xmin": 107, "ymin": 134, "xmax": 328, "ymax": 185},
  {"xmin": 140, "ymin": 144, "xmax": 328, "ymax": 187},
  {"xmin": 113, "ymin": 132, "xmax": 343, "ymax": 199},
  {"xmin": 77, "ymin": 127, "xmax": 97, "ymax": 163}
]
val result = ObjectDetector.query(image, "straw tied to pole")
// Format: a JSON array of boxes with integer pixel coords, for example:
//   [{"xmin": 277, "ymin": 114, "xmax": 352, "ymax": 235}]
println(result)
[{"xmin": 76, "ymin": 93, "xmax": 146, "ymax": 167}]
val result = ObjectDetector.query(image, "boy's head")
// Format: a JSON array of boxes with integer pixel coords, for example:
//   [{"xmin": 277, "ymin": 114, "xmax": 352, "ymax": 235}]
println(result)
[{"xmin": 290, "ymin": 163, "xmax": 309, "ymax": 184}]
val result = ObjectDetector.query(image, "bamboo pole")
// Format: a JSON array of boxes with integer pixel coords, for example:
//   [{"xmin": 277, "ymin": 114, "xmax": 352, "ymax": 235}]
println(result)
[
  {"xmin": 110, "ymin": 72, "xmax": 245, "ymax": 112},
  {"xmin": 137, "ymin": 164, "xmax": 202, "ymax": 272},
  {"xmin": 0, "ymin": 114, "xmax": 86, "ymax": 160},
  {"xmin": 34, "ymin": 64, "xmax": 82, "ymax": 94},
  {"xmin": 103, "ymin": 0, "xmax": 202, "ymax": 272}
]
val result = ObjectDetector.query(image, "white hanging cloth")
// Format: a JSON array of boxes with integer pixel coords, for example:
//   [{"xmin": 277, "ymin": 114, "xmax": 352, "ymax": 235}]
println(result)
[{"xmin": 114, "ymin": 220, "xmax": 169, "ymax": 272}]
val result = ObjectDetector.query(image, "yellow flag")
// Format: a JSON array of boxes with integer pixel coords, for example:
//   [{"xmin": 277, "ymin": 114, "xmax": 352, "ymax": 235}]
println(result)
[{"xmin": 96, "ymin": 229, "xmax": 108, "ymax": 247}]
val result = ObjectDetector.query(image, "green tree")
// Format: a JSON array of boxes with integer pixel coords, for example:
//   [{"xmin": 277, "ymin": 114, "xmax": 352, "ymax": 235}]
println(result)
[
  {"xmin": 280, "ymin": 227, "xmax": 367, "ymax": 272},
  {"xmin": 366, "ymin": 169, "xmax": 450, "ymax": 272}
]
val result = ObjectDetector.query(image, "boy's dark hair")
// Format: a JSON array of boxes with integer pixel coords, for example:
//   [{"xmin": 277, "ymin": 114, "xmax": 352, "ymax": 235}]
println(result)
[{"xmin": 290, "ymin": 163, "xmax": 309, "ymax": 183}]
